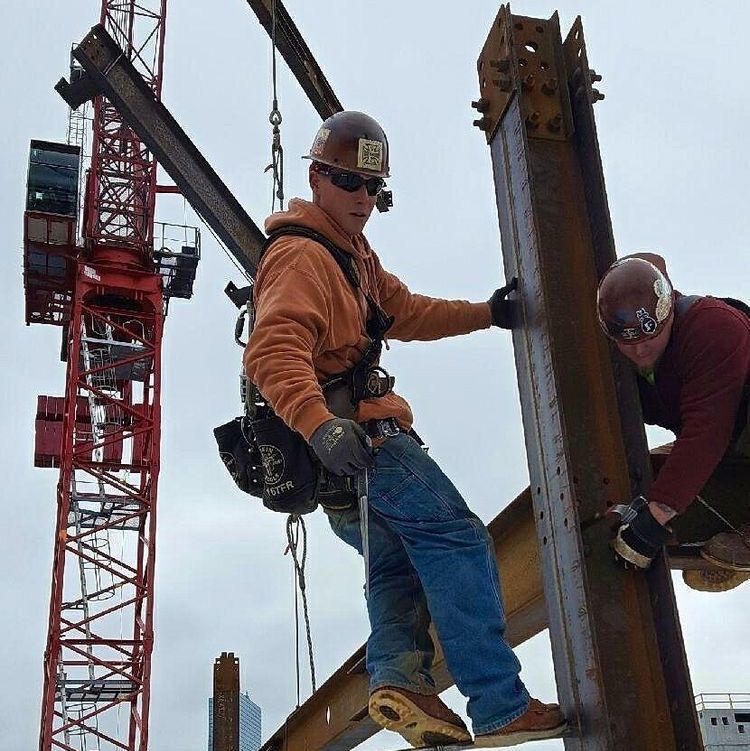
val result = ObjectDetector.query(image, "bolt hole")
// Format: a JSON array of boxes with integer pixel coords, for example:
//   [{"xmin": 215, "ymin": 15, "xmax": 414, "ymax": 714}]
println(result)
[
  {"xmin": 536, "ymin": 486, "xmax": 541, "ymax": 494},
  {"xmin": 518, "ymin": 57, "xmax": 528, "ymax": 67},
  {"xmin": 481, "ymin": 78, "xmax": 486, "ymax": 88},
  {"xmin": 564, "ymin": 518, "xmax": 569, "ymax": 528},
  {"xmin": 536, "ymin": 25, "xmax": 544, "ymax": 33},
  {"xmin": 577, "ymin": 46, "xmax": 583, "ymax": 58},
  {"xmin": 541, "ymin": 61, "xmax": 550, "ymax": 70},
  {"xmin": 500, "ymin": 34, "xmax": 505, "ymax": 45},
  {"xmin": 540, "ymin": 510, "xmax": 544, "ymax": 519},
  {"xmin": 560, "ymin": 492, "xmax": 564, "ymax": 500},
  {"xmin": 574, "ymin": 28, "xmax": 581, "ymax": 40},
  {"xmin": 602, "ymin": 477, "xmax": 609, "ymax": 485},
  {"xmin": 556, "ymin": 467, "xmax": 561, "ymax": 475},
  {"xmin": 326, "ymin": 706, "xmax": 331, "ymax": 724},
  {"xmin": 514, "ymin": 22, "xmax": 524, "ymax": 31},
  {"xmin": 524, "ymin": 41, "xmax": 538, "ymax": 53},
  {"xmin": 543, "ymin": 536, "xmax": 548, "ymax": 545}
]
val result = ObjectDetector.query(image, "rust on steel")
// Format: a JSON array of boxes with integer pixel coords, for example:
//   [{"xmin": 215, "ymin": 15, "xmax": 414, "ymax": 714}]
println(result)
[
  {"xmin": 477, "ymin": 5, "xmax": 701, "ymax": 749},
  {"xmin": 213, "ymin": 652, "xmax": 241, "ymax": 751}
]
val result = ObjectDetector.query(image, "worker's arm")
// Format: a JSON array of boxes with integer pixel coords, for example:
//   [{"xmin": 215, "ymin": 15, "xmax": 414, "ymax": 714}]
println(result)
[
  {"xmin": 373, "ymin": 254, "xmax": 492, "ymax": 341},
  {"xmin": 649, "ymin": 306, "xmax": 750, "ymax": 513},
  {"xmin": 244, "ymin": 244, "xmax": 335, "ymax": 441}
]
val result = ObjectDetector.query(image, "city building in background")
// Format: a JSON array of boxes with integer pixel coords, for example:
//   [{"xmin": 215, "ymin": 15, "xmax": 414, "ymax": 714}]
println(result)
[{"xmin": 696, "ymin": 694, "xmax": 750, "ymax": 750}]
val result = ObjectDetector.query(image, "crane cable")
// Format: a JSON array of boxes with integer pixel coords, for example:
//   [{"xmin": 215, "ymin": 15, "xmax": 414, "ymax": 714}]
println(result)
[{"xmin": 265, "ymin": 0, "xmax": 284, "ymax": 212}]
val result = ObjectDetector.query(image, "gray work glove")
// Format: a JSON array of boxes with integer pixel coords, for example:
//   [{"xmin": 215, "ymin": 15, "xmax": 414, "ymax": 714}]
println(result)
[
  {"xmin": 309, "ymin": 418, "xmax": 374, "ymax": 476},
  {"xmin": 488, "ymin": 277, "xmax": 518, "ymax": 329}
]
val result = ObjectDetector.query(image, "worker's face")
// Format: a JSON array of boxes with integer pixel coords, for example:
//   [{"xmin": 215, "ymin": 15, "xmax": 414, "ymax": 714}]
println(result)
[
  {"xmin": 310, "ymin": 166, "xmax": 379, "ymax": 237},
  {"xmin": 615, "ymin": 315, "xmax": 674, "ymax": 370}
]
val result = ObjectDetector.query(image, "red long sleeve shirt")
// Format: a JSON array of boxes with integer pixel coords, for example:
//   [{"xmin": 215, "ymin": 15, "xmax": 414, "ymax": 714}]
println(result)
[{"xmin": 638, "ymin": 295, "xmax": 750, "ymax": 512}]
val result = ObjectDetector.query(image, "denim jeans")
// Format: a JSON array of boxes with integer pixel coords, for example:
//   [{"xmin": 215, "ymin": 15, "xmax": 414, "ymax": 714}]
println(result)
[{"xmin": 324, "ymin": 432, "xmax": 530, "ymax": 734}]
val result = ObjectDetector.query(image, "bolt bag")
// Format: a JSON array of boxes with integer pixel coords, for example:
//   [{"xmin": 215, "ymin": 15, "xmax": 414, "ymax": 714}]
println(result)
[{"xmin": 213, "ymin": 413, "xmax": 318, "ymax": 515}]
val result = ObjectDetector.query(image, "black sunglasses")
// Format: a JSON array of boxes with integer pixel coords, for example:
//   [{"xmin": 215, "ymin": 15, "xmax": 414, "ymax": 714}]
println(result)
[{"xmin": 319, "ymin": 166, "xmax": 385, "ymax": 196}]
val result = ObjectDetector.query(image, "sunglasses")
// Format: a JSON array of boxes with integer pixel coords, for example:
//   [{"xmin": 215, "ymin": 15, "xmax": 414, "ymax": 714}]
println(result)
[{"xmin": 319, "ymin": 166, "xmax": 385, "ymax": 196}]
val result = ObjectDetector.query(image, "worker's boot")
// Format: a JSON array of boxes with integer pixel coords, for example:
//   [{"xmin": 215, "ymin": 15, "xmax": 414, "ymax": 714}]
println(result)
[
  {"xmin": 368, "ymin": 686, "xmax": 471, "ymax": 748},
  {"xmin": 700, "ymin": 524, "xmax": 750, "ymax": 571},
  {"xmin": 683, "ymin": 568, "xmax": 750, "ymax": 592},
  {"xmin": 474, "ymin": 698, "xmax": 567, "ymax": 747}
]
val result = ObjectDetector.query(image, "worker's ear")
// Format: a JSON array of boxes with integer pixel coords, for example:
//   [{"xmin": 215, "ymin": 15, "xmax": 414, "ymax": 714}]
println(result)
[{"xmin": 309, "ymin": 164, "xmax": 320, "ymax": 195}]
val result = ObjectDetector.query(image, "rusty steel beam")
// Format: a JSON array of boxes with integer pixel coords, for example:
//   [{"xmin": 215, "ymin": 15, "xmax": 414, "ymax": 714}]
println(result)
[
  {"xmin": 213, "ymin": 653, "xmax": 241, "ymax": 751},
  {"xmin": 475, "ymin": 5, "xmax": 701, "ymax": 749}
]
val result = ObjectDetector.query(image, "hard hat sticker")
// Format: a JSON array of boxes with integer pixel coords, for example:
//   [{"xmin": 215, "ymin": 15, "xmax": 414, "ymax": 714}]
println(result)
[
  {"xmin": 636, "ymin": 307, "xmax": 657, "ymax": 335},
  {"xmin": 653, "ymin": 277, "xmax": 672, "ymax": 322},
  {"xmin": 311, "ymin": 128, "xmax": 331, "ymax": 157},
  {"xmin": 622, "ymin": 327, "xmax": 639, "ymax": 340},
  {"xmin": 357, "ymin": 138, "xmax": 383, "ymax": 172}
]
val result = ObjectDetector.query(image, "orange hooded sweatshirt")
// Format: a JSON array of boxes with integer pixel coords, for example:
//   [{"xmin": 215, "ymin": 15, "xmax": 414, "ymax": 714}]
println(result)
[{"xmin": 244, "ymin": 198, "xmax": 492, "ymax": 441}]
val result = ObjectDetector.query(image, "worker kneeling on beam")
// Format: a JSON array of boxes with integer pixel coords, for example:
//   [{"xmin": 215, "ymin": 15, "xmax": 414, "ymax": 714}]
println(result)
[
  {"xmin": 598, "ymin": 254, "xmax": 750, "ymax": 589},
  {"xmin": 244, "ymin": 111, "xmax": 566, "ymax": 747}
]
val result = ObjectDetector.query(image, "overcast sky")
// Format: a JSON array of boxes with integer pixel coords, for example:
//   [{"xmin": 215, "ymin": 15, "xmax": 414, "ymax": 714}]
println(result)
[{"xmin": 2, "ymin": 1, "xmax": 749, "ymax": 750}]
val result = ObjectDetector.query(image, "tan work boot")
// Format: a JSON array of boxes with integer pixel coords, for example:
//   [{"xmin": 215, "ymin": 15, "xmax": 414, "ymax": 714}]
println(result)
[
  {"xmin": 683, "ymin": 568, "xmax": 750, "ymax": 592},
  {"xmin": 474, "ymin": 698, "xmax": 567, "ymax": 747},
  {"xmin": 700, "ymin": 525, "xmax": 750, "ymax": 572},
  {"xmin": 368, "ymin": 686, "xmax": 471, "ymax": 748}
]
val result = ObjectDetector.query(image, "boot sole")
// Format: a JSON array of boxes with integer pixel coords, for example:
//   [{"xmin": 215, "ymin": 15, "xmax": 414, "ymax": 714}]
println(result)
[
  {"xmin": 700, "ymin": 548, "xmax": 750, "ymax": 573},
  {"xmin": 368, "ymin": 688, "xmax": 472, "ymax": 748},
  {"xmin": 474, "ymin": 720, "xmax": 568, "ymax": 747}
]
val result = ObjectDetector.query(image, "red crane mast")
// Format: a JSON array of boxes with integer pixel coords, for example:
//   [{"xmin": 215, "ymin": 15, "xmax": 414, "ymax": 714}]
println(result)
[{"xmin": 23, "ymin": 1, "xmax": 198, "ymax": 748}]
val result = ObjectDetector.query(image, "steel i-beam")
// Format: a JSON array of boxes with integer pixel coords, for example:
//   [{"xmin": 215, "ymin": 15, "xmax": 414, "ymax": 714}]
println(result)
[
  {"xmin": 474, "ymin": 6, "xmax": 701, "ymax": 749},
  {"xmin": 55, "ymin": 24, "xmax": 266, "ymax": 277}
]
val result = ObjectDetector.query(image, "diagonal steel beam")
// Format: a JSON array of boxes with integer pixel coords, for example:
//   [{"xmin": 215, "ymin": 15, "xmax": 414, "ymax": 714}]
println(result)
[{"xmin": 55, "ymin": 24, "xmax": 265, "ymax": 277}]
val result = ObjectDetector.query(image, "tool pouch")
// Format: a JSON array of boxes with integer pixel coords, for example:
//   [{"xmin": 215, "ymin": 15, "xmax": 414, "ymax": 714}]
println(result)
[{"xmin": 248, "ymin": 414, "xmax": 319, "ymax": 515}]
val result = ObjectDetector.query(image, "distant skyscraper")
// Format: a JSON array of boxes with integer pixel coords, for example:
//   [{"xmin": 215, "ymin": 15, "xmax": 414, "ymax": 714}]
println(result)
[
  {"xmin": 208, "ymin": 652, "xmax": 262, "ymax": 751},
  {"xmin": 208, "ymin": 692, "xmax": 262, "ymax": 751}
]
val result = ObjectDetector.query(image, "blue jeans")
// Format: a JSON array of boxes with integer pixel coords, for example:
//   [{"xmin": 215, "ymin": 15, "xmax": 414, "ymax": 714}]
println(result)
[{"xmin": 324, "ymin": 432, "xmax": 530, "ymax": 734}]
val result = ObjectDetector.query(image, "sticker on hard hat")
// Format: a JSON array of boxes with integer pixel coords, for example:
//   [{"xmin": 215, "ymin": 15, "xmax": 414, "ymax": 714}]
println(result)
[
  {"xmin": 653, "ymin": 277, "xmax": 672, "ymax": 322},
  {"xmin": 636, "ymin": 307, "xmax": 657, "ymax": 334},
  {"xmin": 357, "ymin": 138, "xmax": 383, "ymax": 172},
  {"xmin": 622, "ymin": 327, "xmax": 639, "ymax": 340},
  {"xmin": 311, "ymin": 128, "xmax": 331, "ymax": 157}
]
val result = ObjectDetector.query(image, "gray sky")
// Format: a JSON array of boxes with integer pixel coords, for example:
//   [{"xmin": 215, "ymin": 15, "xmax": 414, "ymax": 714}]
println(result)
[{"xmin": 2, "ymin": 1, "xmax": 749, "ymax": 749}]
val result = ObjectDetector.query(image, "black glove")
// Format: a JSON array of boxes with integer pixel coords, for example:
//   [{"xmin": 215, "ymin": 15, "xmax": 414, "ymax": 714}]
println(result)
[
  {"xmin": 612, "ymin": 500, "xmax": 671, "ymax": 569},
  {"xmin": 309, "ymin": 418, "xmax": 374, "ymax": 476},
  {"xmin": 488, "ymin": 277, "xmax": 518, "ymax": 329}
]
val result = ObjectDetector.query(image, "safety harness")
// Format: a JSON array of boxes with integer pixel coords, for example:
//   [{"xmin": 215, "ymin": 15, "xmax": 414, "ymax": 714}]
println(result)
[{"xmin": 213, "ymin": 225, "xmax": 396, "ymax": 517}]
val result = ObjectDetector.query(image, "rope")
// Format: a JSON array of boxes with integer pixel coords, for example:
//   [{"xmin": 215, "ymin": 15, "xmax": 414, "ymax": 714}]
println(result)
[
  {"xmin": 696, "ymin": 496, "xmax": 750, "ymax": 551},
  {"xmin": 285, "ymin": 515, "xmax": 316, "ymax": 705},
  {"xmin": 264, "ymin": 0, "xmax": 285, "ymax": 212}
]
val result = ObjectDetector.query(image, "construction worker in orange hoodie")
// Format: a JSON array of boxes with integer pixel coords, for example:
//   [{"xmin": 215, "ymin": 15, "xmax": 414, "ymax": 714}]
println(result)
[
  {"xmin": 244, "ymin": 111, "xmax": 566, "ymax": 748},
  {"xmin": 597, "ymin": 254, "xmax": 750, "ymax": 591}
]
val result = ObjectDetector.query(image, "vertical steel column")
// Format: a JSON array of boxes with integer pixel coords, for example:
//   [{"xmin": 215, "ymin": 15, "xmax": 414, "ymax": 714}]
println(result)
[
  {"xmin": 213, "ymin": 653, "xmax": 241, "ymax": 751},
  {"xmin": 474, "ymin": 6, "xmax": 701, "ymax": 749}
]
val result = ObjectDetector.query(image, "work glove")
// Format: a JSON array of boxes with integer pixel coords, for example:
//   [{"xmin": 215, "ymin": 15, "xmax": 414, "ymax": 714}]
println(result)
[
  {"xmin": 309, "ymin": 418, "xmax": 374, "ymax": 477},
  {"xmin": 611, "ymin": 496, "xmax": 671, "ymax": 569},
  {"xmin": 488, "ymin": 277, "xmax": 518, "ymax": 329}
]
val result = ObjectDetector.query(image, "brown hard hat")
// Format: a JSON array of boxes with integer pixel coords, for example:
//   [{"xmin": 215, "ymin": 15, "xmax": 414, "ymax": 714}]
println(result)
[
  {"xmin": 304, "ymin": 111, "xmax": 390, "ymax": 177},
  {"xmin": 597, "ymin": 257, "xmax": 674, "ymax": 343}
]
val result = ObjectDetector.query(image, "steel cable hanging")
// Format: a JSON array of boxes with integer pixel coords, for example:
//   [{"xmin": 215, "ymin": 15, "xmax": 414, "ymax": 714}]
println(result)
[{"xmin": 265, "ymin": 0, "xmax": 284, "ymax": 212}]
